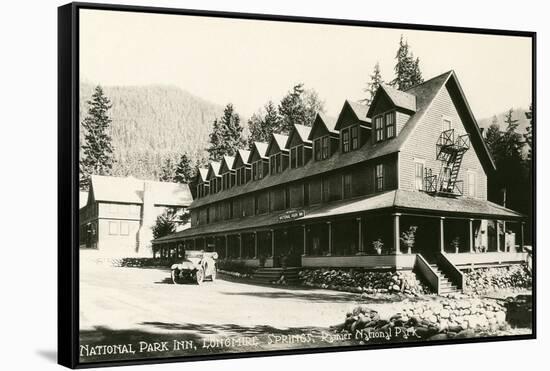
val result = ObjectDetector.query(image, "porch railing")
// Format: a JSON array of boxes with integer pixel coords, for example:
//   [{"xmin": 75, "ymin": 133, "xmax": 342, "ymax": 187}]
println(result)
[{"xmin": 413, "ymin": 254, "xmax": 441, "ymax": 295}]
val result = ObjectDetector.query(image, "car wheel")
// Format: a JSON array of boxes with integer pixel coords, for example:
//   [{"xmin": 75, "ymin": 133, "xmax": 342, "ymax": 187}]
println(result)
[
  {"xmin": 196, "ymin": 268, "xmax": 204, "ymax": 285},
  {"xmin": 171, "ymin": 269, "xmax": 185, "ymax": 285}
]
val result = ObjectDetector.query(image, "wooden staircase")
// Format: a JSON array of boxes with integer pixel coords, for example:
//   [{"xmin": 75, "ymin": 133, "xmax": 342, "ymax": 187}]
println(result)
[
  {"xmin": 250, "ymin": 267, "xmax": 302, "ymax": 285},
  {"xmin": 414, "ymin": 253, "xmax": 464, "ymax": 295},
  {"xmin": 429, "ymin": 263, "xmax": 460, "ymax": 295}
]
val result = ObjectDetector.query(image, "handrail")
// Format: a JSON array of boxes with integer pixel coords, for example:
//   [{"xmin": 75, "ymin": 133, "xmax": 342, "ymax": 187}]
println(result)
[
  {"xmin": 437, "ymin": 252, "xmax": 464, "ymax": 290},
  {"xmin": 414, "ymin": 254, "xmax": 440, "ymax": 295}
]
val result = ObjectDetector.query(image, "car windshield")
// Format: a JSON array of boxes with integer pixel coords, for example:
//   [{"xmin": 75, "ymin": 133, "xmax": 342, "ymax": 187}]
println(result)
[{"xmin": 184, "ymin": 251, "xmax": 203, "ymax": 259}]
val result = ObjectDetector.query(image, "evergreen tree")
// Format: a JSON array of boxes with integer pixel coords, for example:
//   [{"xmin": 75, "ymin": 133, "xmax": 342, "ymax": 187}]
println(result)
[
  {"xmin": 248, "ymin": 100, "xmax": 280, "ymax": 144},
  {"xmin": 80, "ymin": 85, "xmax": 115, "ymax": 190},
  {"xmin": 360, "ymin": 62, "xmax": 384, "ymax": 106},
  {"xmin": 390, "ymin": 35, "xmax": 424, "ymax": 91},
  {"xmin": 207, "ymin": 104, "xmax": 246, "ymax": 161},
  {"xmin": 484, "ymin": 122, "xmax": 502, "ymax": 159},
  {"xmin": 151, "ymin": 212, "xmax": 176, "ymax": 240},
  {"xmin": 174, "ymin": 153, "xmax": 195, "ymax": 184},
  {"xmin": 278, "ymin": 83, "xmax": 324, "ymax": 133},
  {"xmin": 159, "ymin": 157, "xmax": 176, "ymax": 182},
  {"xmin": 501, "ymin": 108, "xmax": 523, "ymax": 161}
]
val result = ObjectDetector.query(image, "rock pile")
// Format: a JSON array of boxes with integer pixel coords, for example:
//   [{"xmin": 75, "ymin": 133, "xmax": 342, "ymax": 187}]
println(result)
[
  {"xmin": 464, "ymin": 265, "xmax": 531, "ymax": 295},
  {"xmin": 335, "ymin": 298, "xmax": 509, "ymax": 342},
  {"xmin": 299, "ymin": 269, "xmax": 430, "ymax": 296}
]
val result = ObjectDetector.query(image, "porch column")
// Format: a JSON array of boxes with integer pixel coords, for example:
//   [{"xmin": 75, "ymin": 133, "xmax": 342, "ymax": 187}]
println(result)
[
  {"xmin": 238, "ymin": 233, "xmax": 243, "ymax": 258},
  {"xmin": 327, "ymin": 222, "xmax": 332, "ymax": 256},
  {"xmin": 254, "ymin": 232, "xmax": 258, "ymax": 258},
  {"xmin": 469, "ymin": 219, "xmax": 474, "ymax": 253},
  {"xmin": 302, "ymin": 225, "xmax": 307, "ymax": 255},
  {"xmin": 496, "ymin": 221, "xmax": 501, "ymax": 252},
  {"xmin": 393, "ymin": 213, "xmax": 401, "ymax": 254},
  {"xmin": 270, "ymin": 229, "xmax": 275, "ymax": 257},
  {"xmin": 521, "ymin": 222, "xmax": 525, "ymax": 249},
  {"xmin": 439, "ymin": 217, "xmax": 445, "ymax": 253},
  {"xmin": 357, "ymin": 217, "xmax": 364, "ymax": 254},
  {"xmin": 224, "ymin": 235, "xmax": 228, "ymax": 258}
]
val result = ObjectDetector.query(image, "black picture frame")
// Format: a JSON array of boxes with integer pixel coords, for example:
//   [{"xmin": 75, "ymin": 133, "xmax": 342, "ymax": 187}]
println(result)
[{"xmin": 58, "ymin": 2, "xmax": 537, "ymax": 368}]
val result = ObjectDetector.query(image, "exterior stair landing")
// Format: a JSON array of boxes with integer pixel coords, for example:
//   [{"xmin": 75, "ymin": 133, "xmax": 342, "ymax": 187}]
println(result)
[{"xmin": 250, "ymin": 267, "xmax": 301, "ymax": 285}]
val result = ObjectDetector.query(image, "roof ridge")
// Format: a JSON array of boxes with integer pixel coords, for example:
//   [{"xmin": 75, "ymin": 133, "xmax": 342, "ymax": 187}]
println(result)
[{"xmin": 404, "ymin": 70, "xmax": 454, "ymax": 92}]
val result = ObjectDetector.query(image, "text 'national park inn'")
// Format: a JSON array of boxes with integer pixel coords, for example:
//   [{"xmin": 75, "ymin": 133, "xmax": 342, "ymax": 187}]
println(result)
[{"xmin": 153, "ymin": 71, "xmax": 528, "ymax": 293}]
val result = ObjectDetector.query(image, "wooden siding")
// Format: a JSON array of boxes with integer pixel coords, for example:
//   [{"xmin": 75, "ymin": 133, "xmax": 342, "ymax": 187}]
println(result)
[
  {"xmin": 446, "ymin": 252, "xmax": 527, "ymax": 266},
  {"xmin": 399, "ymin": 85, "xmax": 487, "ymax": 199}
]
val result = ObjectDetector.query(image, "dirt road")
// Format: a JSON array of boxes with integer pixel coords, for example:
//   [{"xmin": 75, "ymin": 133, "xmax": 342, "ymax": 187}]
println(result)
[{"xmin": 79, "ymin": 261, "xmax": 385, "ymax": 363}]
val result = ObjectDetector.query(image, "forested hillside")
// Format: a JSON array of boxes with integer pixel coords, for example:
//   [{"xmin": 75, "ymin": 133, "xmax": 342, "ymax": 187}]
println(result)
[
  {"xmin": 79, "ymin": 83, "xmax": 223, "ymax": 180},
  {"xmin": 478, "ymin": 107, "xmax": 530, "ymax": 133}
]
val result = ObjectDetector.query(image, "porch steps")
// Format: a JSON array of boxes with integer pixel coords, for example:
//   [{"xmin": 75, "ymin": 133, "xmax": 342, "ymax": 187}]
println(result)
[
  {"xmin": 251, "ymin": 267, "xmax": 302, "ymax": 285},
  {"xmin": 430, "ymin": 264, "xmax": 459, "ymax": 295}
]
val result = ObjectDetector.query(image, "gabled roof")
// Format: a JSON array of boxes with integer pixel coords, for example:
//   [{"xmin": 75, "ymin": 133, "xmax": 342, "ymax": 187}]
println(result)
[
  {"xmin": 197, "ymin": 168, "xmax": 209, "ymax": 183},
  {"xmin": 286, "ymin": 124, "xmax": 312, "ymax": 148},
  {"xmin": 206, "ymin": 161, "xmax": 221, "ymax": 180},
  {"xmin": 90, "ymin": 175, "xmax": 193, "ymax": 206},
  {"xmin": 266, "ymin": 133, "xmax": 290, "ymax": 156},
  {"xmin": 367, "ymin": 83, "xmax": 417, "ymax": 117},
  {"xmin": 334, "ymin": 100, "xmax": 371, "ymax": 130},
  {"xmin": 219, "ymin": 156, "xmax": 235, "ymax": 174},
  {"xmin": 308, "ymin": 113, "xmax": 338, "ymax": 140},
  {"xmin": 250, "ymin": 141, "xmax": 269, "ymax": 160},
  {"xmin": 347, "ymin": 101, "xmax": 371, "ymax": 122},
  {"xmin": 189, "ymin": 70, "xmax": 496, "ymax": 209},
  {"xmin": 234, "ymin": 149, "xmax": 251, "ymax": 167}
]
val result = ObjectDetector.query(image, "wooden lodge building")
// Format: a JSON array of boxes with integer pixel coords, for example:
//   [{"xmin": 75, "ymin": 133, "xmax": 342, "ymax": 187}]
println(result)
[
  {"xmin": 80, "ymin": 175, "xmax": 193, "ymax": 256},
  {"xmin": 153, "ymin": 71, "xmax": 527, "ymax": 293}
]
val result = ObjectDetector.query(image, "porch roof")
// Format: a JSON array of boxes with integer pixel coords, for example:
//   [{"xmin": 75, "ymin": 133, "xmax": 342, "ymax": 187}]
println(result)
[{"xmin": 153, "ymin": 190, "xmax": 523, "ymax": 243}]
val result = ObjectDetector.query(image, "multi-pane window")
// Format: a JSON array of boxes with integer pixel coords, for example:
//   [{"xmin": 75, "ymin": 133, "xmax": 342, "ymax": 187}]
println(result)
[
  {"xmin": 343, "ymin": 174, "xmax": 352, "ymax": 198},
  {"xmin": 375, "ymin": 116, "xmax": 384, "ymax": 142},
  {"xmin": 351, "ymin": 126, "xmax": 359, "ymax": 150},
  {"xmin": 468, "ymin": 171, "xmax": 476, "ymax": 197},
  {"xmin": 414, "ymin": 161, "xmax": 424, "ymax": 190},
  {"xmin": 291, "ymin": 146, "xmax": 304, "ymax": 169},
  {"xmin": 297, "ymin": 146, "xmax": 303, "ymax": 167},
  {"xmin": 290, "ymin": 145, "xmax": 304, "ymax": 168},
  {"xmin": 253, "ymin": 161, "xmax": 264, "ymax": 180},
  {"xmin": 385, "ymin": 112, "xmax": 396, "ymax": 138},
  {"xmin": 270, "ymin": 154, "xmax": 282, "ymax": 174},
  {"xmin": 314, "ymin": 139, "xmax": 322, "ymax": 161},
  {"xmin": 322, "ymin": 136, "xmax": 330, "ymax": 159},
  {"xmin": 342, "ymin": 129, "xmax": 350, "ymax": 153},
  {"xmin": 375, "ymin": 164, "xmax": 384, "ymax": 191}
]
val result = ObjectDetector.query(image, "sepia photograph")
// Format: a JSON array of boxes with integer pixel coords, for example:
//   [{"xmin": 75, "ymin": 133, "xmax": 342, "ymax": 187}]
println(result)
[{"xmin": 65, "ymin": 3, "xmax": 534, "ymax": 367}]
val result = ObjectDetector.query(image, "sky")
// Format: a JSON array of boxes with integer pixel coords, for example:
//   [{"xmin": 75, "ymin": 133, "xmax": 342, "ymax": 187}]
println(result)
[{"xmin": 80, "ymin": 9, "xmax": 532, "ymax": 120}]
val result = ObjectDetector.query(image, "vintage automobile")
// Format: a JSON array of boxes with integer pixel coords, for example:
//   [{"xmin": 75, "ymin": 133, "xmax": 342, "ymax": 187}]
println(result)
[{"xmin": 170, "ymin": 250, "xmax": 218, "ymax": 285}]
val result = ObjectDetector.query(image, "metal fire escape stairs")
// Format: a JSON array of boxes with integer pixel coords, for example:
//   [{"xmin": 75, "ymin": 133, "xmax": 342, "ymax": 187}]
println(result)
[{"xmin": 425, "ymin": 129, "xmax": 470, "ymax": 196}]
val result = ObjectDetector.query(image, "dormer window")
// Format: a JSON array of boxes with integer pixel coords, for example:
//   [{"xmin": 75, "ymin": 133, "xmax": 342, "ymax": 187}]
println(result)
[
  {"xmin": 290, "ymin": 145, "xmax": 304, "ymax": 168},
  {"xmin": 342, "ymin": 129, "xmax": 350, "ymax": 153},
  {"xmin": 385, "ymin": 112, "xmax": 395, "ymax": 138},
  {"xmin": 375, "ymin": 116, "xmax": 384, "ymax": 142},
  {"xmin": 341, "ymin": 125, "xmax": 360, "ymax": 153},
  {"xmin": 314, "ymin": 136, "xmax": 330, "ymax": 161},
  {"xmin": 270, "ymin": 153, "xmax": 282, "ymax": 175},
  {"xmin": 236, "ymin": 167, "xmax": 247, "ymax": 186},
  {"xmin": 374, "ymin": 111, "xmax": 396, "ymax": 142},
  {"xmin": 252, "ymin": 160, "xmax": 264, "ymax": 180}
]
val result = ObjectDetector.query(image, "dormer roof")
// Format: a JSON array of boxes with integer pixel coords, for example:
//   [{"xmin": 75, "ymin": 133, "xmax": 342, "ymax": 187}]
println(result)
[
  {"xmin": 286, "ymin": 124, "xmax": 312, "ymax": 148},
  {"xmin": 197, "ymin": 168, "xmax": 209, "ymax": 183},
  {"xmin": 234, "ymin": 149, "xmax": 251, "ymax": 168},
  {"xmin": 266, "ymin": 133, "xmax": 290, "ymax": 156},
  {"xmin": 334, "ymin": 100, "xmax": 371, "ymax": 130},
  {"xmin": 308, "ymin": 113, "xmax": 338, "ymax": 140},
  {"xmin": 206, "ymin": 161, "xmax": 221, "ymax": 180},
  {"xmin": 219, "ymin": 156, "xmax": 235, "ymax": 174},
  {"xmin": 367, "ymin": 83, "xmax": 417, "ymax": 117}
]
